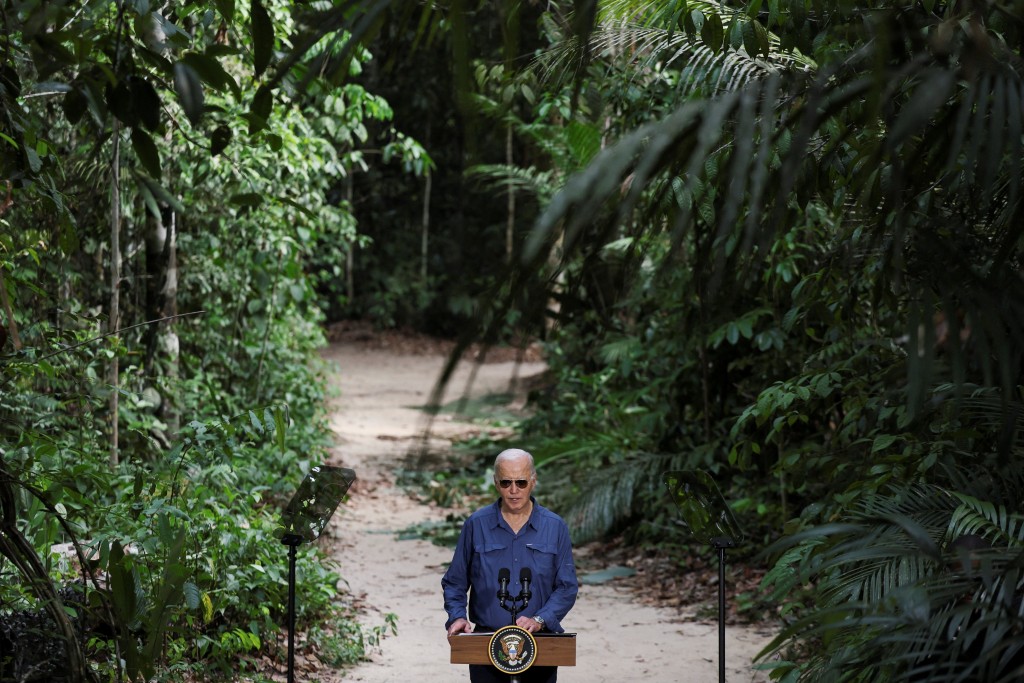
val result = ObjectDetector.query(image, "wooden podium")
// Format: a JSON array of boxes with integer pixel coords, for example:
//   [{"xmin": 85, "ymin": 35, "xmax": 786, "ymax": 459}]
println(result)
[{"xmin": 448, "ymin": 632, "xmax": 577, "ymax": 667}]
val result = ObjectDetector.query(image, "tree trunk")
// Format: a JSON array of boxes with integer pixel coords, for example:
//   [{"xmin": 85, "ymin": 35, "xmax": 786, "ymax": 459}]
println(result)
[
  {"xmin": 346, "ymin": 174, "xmax": 354, "ymax": 303},
  {"xmin": 421, "ymin": 171, "xmax": 432, "ymax": 283},
  {"xmin": 0, "ymin": 183, "xmax": 21, "ymax": 351},
  {"xmin": 163, "ymin": 210, "xmax": 180, "ymax": 439},
  {"xmin": 143, "ymin": 205, "xmax": 180, "ymax": 442},
  {"xmin": 0, "ymin": 264, "xmax": 22, "ymax": 351},
  {"xmin": 143, "ymin": 208, "xmax": 168, "ymax": 370},
  {"xmin": 506, "ymin": 123, "xmax": 514, "ymax": 262},
  {"xmin": 108, "ymin": 123, "xmax": 122, "ymax": 469}
]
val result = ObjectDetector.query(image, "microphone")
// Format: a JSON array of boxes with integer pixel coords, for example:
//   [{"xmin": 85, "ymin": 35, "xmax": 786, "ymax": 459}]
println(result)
[
  {"xmin": 519, "ymin": 567, "xmax": 532, "ymax": 608},
  {"xmin": 497, "ymin": 567, "xmax": 511, "ymax": 601}
]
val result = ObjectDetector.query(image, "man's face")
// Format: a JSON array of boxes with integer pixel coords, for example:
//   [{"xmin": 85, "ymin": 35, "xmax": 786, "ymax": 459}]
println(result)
[{"xmin": 495, "ymin": 457, "xmax": 536, "ymax": 513}]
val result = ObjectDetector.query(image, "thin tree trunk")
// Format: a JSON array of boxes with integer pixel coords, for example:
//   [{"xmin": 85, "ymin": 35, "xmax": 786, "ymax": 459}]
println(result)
[
  {"xmin": 421, "ymin": 172, "xmax": 431, "ymax": 282},
  {"xmin": 163, "ymin": 210, "xmax": 180, "ymax": 439},
  {"xmin": 109, "ymin": 122, "xmax": 122, "ymax": 469},
  {"xmin": 143, "ymin": 208, "xmax": 168, "ymax": 370},
  {"xmin": 0, "ymin": 182, "xmax": 21, "ymax": 351},
  {"xmin": 346, "ymin": 174, "xmax": 354, "ymax": 303},
  {"xmin": 0, "ymin": 264, "xmax": 22, "ymax": 351},
  {"xmin": 142, "ymin": 205, "xmax": 180, "ymax": 445},
  {"xmin": 506, "ymin": 124, "xmax": 514, "ymax": 262}
]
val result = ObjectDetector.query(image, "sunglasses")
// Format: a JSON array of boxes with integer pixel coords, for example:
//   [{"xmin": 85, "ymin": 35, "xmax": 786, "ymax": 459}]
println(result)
[{"xmin": 498, "ymin": 479, "xmax": 531, "ymax": 489}]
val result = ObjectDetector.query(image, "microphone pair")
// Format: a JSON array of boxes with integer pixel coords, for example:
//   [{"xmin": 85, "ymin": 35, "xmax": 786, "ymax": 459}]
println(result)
[{"xmin": 496, "ymin": 567, "xmax": 532, "ymax": 603}]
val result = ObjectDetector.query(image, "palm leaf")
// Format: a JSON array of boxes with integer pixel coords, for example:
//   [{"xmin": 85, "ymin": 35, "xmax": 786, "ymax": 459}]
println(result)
[
  {"xmin": 760, "ymin": 475, "xmax": 1024, "ymax": 681},
  {"xmin": 544, "ymin": 449, "xmax": 669, "ymax": 543}
]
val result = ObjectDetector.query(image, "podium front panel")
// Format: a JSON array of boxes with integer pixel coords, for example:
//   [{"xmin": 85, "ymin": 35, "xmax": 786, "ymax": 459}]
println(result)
[{"xmin": 448, "ymin": 632, "xmax": 577, "ymax": 666}]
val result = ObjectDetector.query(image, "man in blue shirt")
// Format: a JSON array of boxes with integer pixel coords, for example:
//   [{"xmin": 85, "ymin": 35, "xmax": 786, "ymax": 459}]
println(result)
[{"xmin": 442, "ymin": 448, "xmax": 579, "ymax": 682}]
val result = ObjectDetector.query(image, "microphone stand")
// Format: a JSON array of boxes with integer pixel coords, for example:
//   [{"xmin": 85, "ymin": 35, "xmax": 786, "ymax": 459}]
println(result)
[
  {"xmin": 497, "ymin": 573, "xmax": 533, "ymax": 683},
  {"xmin": 498, "ymin": 579, "xmax": 531, "ymax": 622}
]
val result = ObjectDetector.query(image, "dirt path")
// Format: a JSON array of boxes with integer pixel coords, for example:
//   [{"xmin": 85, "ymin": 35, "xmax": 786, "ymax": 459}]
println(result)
[{"xmin": 317, "ymin": 341, "xmax": 775, "ymax": 682}]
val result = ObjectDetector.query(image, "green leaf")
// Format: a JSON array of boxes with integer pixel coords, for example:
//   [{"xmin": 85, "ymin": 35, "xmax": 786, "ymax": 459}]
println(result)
[
  {"xmin": 157, "ymin": 513, "xmax": 174, "ymax": 545},
  {"xmin": 131, "ymin": 128, "xmax": 161, "ymax": 177},
  {"xmin": 215, "ymin": 0, "xmax": 235, "ymax": 21},
  {"xmin": 249, "ymin": 409, "xmax": 263, "ymax": 434},
  {"xmin": 566, "ymin": 121, "xmax": 601, "ymax": 166},
  {"xmin": 673, "ymin": 1, "xmax": 690, "ymax": 32},
  {"xmin": 211, "ymin": 125, "xmax": 232, "ymax": 156},
  {"xmin": 272, "ymin": 405, "xmax": 287, "ymax": 452},
  {"xmin": 727, "ymin": 16, "xmax": 744, "ymax": 51},
  {"xmin": 108, "ymin": 543, "xmax": 142, "ymax": 672},
  {"xmin": 137, "ymin": 178, "xmax": 160, "ymax": 219},
  {"xmin": 141, "ymin": 530, "xmax": 188, "ymax": 677},
  {"xmin": 181, "ymin": 53, "xmax": 239, "ymax": 94},
  {"xmin": 872, "ymin": 434, "xmax": 898, "ymax": 453},
  {"xmin": 202, "ymin": 592, "xmax": 214, "ymax": 622},
  {"xmin": 742, "ymin": 20, "xmax": 759, "ymax": 58},
  {"xmin": 107, "ymin": 80, "xmax": 137, "ymax": 127},
  {"xmin": 173, "ymin": 61, "xmax": 204, "ymax": 125},
  {"xmin": 231, "ymin": 192, "xmax": 263, "ymax": 207},
  {"xmin": 278, "ymin": 196, "xmax": 316, "ymax": 218},
  {"xmin": 888, "ymin": 70, "xmax": 954, "ymax": 148},
  {"xmin": 183, "ymin": 581, "xmax": 201, "ymax": 610},
  {"xmin": 251, "ymin": 0, "xmax": 274, "ymax": 78},
  {"xmin": 129, "ymin": 77, "xmax": 161, "ymax": 131},
  {"xmin": 789, "ymin": 0, "xmax": 806, "ymax": 28},
  {"xmin": 751, "ymin": 19, "xmax": 770, "ymax": 59},
  {"xmin": 135, "ymin": 173, "xmax": 186, "ymax": 214},
  {"xmin": 684, "ymin": 9, "xmax": 701, "ymax": 36},
  {"xmin": 62, "ymin": 85, "xmax": 88, "ymax": 124},
  {"xmin": 24, "ymin": 145, "xmax": 41, "ymax": 172},
  {"xmin": 249, "ymin": 85, "xmax": 273, "ymax": 134},
  {"xmin": 701, "ymin": 13, "xmax": 724, "ymax": 53}
]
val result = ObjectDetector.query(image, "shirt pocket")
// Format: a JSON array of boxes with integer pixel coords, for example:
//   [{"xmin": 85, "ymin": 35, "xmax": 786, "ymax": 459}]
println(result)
[
  {"xmin": 473, "ymin": 542, "xmax": 507, "ymax": 556},
  {"xmin": 526, "ymin": 543, "xmax": 559, "ymax": 579}
]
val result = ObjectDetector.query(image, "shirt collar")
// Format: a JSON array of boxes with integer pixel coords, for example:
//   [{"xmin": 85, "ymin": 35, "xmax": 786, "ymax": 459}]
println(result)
[{"xmin": 489, "ymin": 496, "xmax": 540, "ymax": 531}]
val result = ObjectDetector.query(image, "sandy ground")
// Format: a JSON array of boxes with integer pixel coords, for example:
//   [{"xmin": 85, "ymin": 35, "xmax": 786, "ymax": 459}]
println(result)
[{"xmin": 316, "ymin": 342, "xmax": 775, "ymax": 682}]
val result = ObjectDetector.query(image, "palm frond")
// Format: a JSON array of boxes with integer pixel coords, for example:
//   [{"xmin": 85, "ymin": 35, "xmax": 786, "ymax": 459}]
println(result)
[
  {"xmin": 464, "ymin": 164, "xmax": 560, "ymax": 205},
  {"xmin": 543, "ymin": 448, "xmax": 669, "ymax": 543},
  {"xmin": 534, "ymin": 13, "xmax": 810, "ymax": 101},
  {"xmin": 761, "ymin": 475, "xmax": 1024, "ymax": 680}
]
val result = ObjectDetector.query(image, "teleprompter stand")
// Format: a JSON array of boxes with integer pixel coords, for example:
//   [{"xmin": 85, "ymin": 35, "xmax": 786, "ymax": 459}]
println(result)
[
  {"xmin": 277, "ymin": 465, "xmax": 356, "ymax": 683},
  {"xmin": 664, "ymin": 470, "xmax": 744, "ymax": 683}
]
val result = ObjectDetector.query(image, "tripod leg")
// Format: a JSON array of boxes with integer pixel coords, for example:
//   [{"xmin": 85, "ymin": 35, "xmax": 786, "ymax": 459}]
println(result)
[
  {"xmin": 718, "ymin": 545, "xmax": 726, "ymax": 683},
  {"xmin": 288, "ymin": 542, "xmax": 297, "ymax": 683}
]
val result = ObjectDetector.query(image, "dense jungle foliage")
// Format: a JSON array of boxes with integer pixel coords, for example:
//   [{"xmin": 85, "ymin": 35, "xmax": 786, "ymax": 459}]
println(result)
[{"xmin": 3, "ymin": 0, "xmax": 1024, "ymax": 681}]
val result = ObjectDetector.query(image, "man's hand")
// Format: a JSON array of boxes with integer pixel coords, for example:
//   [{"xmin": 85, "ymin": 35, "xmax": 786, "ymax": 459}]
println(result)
[
  {"xmin": 516, "ymin": 615, "xmax": 544, "ymax": 633},
  {"xmin": 447, "ymin": 618, "xmax": 472, "ymax": 637}
]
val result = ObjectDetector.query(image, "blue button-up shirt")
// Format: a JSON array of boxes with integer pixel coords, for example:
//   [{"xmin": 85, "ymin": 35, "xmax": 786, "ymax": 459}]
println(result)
[{"xmin": 442, "ymin": 497, "xmax": 578, "ymax": 633}]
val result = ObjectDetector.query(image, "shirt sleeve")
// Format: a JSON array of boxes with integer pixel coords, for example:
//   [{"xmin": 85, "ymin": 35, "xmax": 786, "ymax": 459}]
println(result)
[
  {"xmin": 535, "ymin": 521, "xmax": 578, "ymax": 633},
  {"xmin": 441, "ymin": 518, "xmax": 473, "ymax": 630}
]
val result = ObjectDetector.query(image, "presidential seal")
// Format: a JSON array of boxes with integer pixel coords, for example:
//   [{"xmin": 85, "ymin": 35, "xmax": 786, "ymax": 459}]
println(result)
[{"xmin": 487, "ymin": 625, "xmax": 537, "ymax": 675}]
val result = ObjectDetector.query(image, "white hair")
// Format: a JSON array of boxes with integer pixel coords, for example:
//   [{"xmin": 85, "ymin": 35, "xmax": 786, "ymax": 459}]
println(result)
[{"xmin": 493, "ymin": 448, "xmax": 537, "ymax": 478}]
